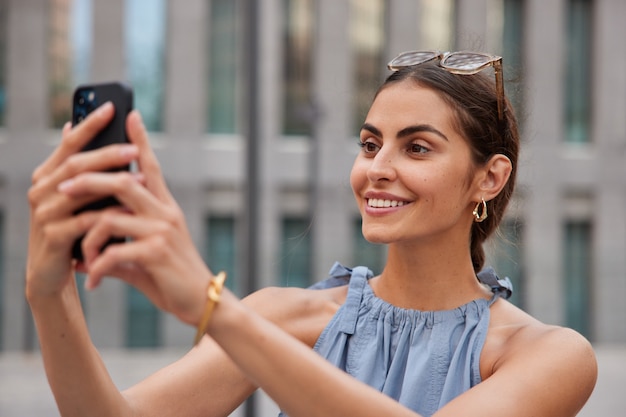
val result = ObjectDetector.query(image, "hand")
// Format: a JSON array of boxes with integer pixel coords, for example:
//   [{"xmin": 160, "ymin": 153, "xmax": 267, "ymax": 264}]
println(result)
[
  {"xmin": 57, "ymin": 110, "xmax": 211, "ymax": 326},
  {"xmin": 26, "ymin": 102, "xmax": 140, "ymax": 298}
]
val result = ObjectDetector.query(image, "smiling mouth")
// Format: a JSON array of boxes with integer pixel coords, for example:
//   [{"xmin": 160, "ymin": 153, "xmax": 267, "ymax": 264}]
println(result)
[{"xmin": 367, "ymin": 198, "xmax": 407, "ymax": 208}]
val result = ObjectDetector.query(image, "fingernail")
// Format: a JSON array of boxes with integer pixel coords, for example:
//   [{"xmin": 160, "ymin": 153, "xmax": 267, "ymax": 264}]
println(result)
[
  {"xmin": 135, "ymin": 111, "xmax": 145, "ymax": 129},
  {"xmin": 57, "ymin": 179, "xmax": 74, "ymax": 192},
  {"xmin": 119, "ymin": 144, "xmax": 139, "ymax": 157},
  {"xmin": 97, "ymin": 101, "xmax": 113, "ymax": 115}
]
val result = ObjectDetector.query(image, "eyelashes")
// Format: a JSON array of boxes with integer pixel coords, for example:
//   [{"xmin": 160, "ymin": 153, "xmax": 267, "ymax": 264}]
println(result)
[{"xmin": 357, "ymin": 140, "xmax": 430, "ymax": 155}]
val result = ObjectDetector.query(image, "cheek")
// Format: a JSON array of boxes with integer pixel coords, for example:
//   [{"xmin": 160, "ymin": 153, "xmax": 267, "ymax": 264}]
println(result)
[{"xmin": 349, "ymin": 159, "xmax": 367, "ymax": 194}]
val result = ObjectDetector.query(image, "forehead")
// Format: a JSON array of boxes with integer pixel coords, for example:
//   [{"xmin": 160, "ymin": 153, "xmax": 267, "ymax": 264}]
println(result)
[{"xmin": 366, "ymin": 80, "xmax": 457, "ymax": 133}]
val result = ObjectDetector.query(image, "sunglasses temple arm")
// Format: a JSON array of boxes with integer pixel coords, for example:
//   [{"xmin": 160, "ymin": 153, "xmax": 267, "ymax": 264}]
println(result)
[{"xmin": 494, "ymin": 61, "xmax": 505, "ymax": 121}]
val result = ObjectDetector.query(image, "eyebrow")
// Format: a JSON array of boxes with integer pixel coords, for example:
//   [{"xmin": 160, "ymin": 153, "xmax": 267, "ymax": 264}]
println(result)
[{"xmin": 360, "ymin": 123, "xmax": 449, "ymax": 142}]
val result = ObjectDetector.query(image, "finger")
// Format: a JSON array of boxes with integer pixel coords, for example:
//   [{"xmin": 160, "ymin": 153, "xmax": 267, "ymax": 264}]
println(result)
[
  {"xmin": 53, "ymin": 144, "xmax": 140, "ymax": 190},
  {"xmin": 37, "ymin": 211, "xmax": 100, "ymax": 256},
  {"xmin": 84, "ymin": 239, "xmax": 157, "ymax": 291},
  {"xmin": 81, "ymin": 206, "xmax": 172, "ymax": 266},
  {"xmin": 81, "ymin": 208, "xmax": 137, "ymax": 267},
  {"xmin": 32, "ymin": 102, "xmax": 115, "ymax": 183},
  {"xmin": 62, "ymin": 121, "xmax": 72, "ymax": 136},
  {"xmin": 85, "ymin": 262, "xmax": 165, "ymax": 311},
  {"xmin": 29, "ymin": 145, "xmax": 139, "ymax": 219},
  {"xmin": 126, "ymin": 111, "xmax": 176, "ymax": 204},
  {"xmin": 57, "ymin": 171, "xmax": 161, "ymax": 218}
]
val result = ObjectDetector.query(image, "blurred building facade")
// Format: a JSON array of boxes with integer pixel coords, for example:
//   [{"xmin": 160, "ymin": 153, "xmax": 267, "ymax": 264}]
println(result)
[{"xmin": 0, "ymin": 0, "xmax": 625, "ymax": 351}]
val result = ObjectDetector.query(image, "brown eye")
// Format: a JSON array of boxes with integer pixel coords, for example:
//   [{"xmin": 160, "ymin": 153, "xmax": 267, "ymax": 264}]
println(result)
[
  {"xmin": 358, "ymin": 140, "xmax": 380, "ymax": 154},
  {"xmin": 408, "ymin": 143, "xmax": 429, "ymax": 154}
]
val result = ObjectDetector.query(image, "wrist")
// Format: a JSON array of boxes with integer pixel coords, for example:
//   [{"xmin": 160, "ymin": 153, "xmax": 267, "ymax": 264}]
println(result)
[
  {"xmin": 25, "ymin": 271, "xmax": 73, "ymax": 305},
  {"xmin": 192, "ymin": 271, "xmax": 227, "ymax": 345}
]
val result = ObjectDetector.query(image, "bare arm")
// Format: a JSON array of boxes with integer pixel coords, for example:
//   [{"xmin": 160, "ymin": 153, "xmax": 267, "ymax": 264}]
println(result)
[
  {"xmin": 207, "ymin": 290, "xmax": 418, "ymax": 417},
  {"xmin": 204, "ymin": 290, "xmax": 597, "ymax": 417},
  {"xmin": 26, "ymin": 106, "xmax": 257, "ymax": 417},
  {"xmin": 28, "ymin": 281, "xmax": 257, "ymax": 417},
  {"xmin": 28, "ymin": 280, "xmax": 130, "ymax": 417},
  {"xmin": 436, "ymin": 326, "xmax": 597, "ymax": 416}
]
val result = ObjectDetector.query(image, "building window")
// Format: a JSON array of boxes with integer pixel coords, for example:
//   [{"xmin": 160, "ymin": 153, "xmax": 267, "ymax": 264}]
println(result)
[
  {"xmin": 126, "ymin": 286, "xmax": 161, "ymax": 348},
  {"xmin": 0, "ymin": 0, "xmax": 7, "ymax": 126},
  {"xmin": 207, "ymin": 0, "xmax": 242, "ymax": 134},
  {"xmin": 352, "ymin": 217, "xmax": 385, "ymax": 275},
  {"xmin": 282, "ymin": 0, "xmax": 314, "ymax": 136},
  {"xmin": 280, "ymin": 217, "xmax": 312, "ymax": 288},
  {"xmin": 351, "ymin": 0, "xmax": 386, "ymax": 132},
  {"xmin": 563, "ymin": 221, "xmax": 592, "ymax": 339},
  {"xmin": 491, "ymin": 219, "xmax": 525, "ymax": 308},
  {"xmin": 125, "ymin": 0, "xmax": 166, "ymax": 132},
  {"xmin": 564, "ymin": 0, "xmax": 592, "ymax": 143},
  {"xmin": 48, "ymin": 0, "xmax": 92, "ymax": 128},
  {"xmin": 206, "ymin": 216, "xmax": 238, "ymax": 294}
]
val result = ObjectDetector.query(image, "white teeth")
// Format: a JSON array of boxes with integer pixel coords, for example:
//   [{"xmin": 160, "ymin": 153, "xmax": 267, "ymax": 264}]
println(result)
[{"xmin": 367, "ymin": 199, "xmax": 405, "ymax": 208}]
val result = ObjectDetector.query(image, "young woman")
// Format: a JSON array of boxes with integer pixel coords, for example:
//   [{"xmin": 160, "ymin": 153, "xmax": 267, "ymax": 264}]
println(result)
[{"xmin": 26, "ymin": 51, "xmax": 597, "ymax": 417}]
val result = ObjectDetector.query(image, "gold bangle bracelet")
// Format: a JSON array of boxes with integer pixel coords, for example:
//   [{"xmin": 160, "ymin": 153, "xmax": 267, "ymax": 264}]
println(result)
[{"xmin": 193, "ymin": 271, "xmax": 227, "ymax": 346}]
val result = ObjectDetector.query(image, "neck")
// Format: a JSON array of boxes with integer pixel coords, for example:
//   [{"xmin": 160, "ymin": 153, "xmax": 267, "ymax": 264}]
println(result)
[{"xmin": 371, "ymin": 238, "xmax": 491, "ymax": 311}]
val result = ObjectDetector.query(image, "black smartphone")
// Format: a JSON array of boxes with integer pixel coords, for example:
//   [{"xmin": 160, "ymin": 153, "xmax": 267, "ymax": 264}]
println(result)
[{"xmin": 70, "ymin": 82, "xmax": 134, "ymax": 261}]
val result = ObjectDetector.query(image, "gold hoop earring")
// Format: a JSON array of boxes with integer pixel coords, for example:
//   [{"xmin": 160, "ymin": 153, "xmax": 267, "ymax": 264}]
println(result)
[{"xmin": 473, "ymin": 198, "xmax": 488, "ymax": 223}]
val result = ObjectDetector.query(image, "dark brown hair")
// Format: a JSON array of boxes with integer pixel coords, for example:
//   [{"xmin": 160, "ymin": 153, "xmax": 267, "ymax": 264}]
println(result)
[{"xmin": 378, "ymin": 62, "xmax": 520, "ymax": 273}]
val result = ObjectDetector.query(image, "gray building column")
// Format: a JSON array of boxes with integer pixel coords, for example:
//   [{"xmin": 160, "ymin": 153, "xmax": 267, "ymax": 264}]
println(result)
[
  {"xmin": 591, "ymin": 0, "xmax": 626, "ymax": 342},
  {"xmin": 158, "ymin": 0, "xmax": 209, "ymax": 347},
  {"xmin": 257, "ymin": 0, "xmax": 283, "ymax": 289},
  {"xmin": 164, "ymin": 0, "xmax": 207, "ymax": 135},
  {"xmin": 386, "ymin": 0, "xmax": 421, "ymax": 61},
  {"xmin": 312, "ymin": 0, "xmax": 354, "ymax": 279},
  {"xmin": 523, "ymin": 0, "xmax": 566, "ymax": 325},
  {"xmin": 455, "ymin": 0, "xmax": 488, "ymax": 50},
  {"xmin": 2, "ymin": 0, "xmax": 49, "ymax": 350},
  {"xmin": 5, "ymin": 0, "xmax": 48, "ymax": 131}
]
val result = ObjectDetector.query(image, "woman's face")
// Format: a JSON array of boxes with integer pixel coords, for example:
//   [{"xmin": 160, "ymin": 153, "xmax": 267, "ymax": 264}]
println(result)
[{"xmin": 350, "ymin": 80, "xmax": 479, "ymax": 245}]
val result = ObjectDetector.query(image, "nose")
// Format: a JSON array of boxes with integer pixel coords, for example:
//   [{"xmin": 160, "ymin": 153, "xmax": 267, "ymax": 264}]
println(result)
[{"xmin": 367, "ymin": 147, "xmax": 397, "ymax": 183}]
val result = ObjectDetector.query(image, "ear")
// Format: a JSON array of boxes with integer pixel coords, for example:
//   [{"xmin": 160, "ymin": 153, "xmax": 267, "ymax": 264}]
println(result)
[{"xmin": 472, "ymin": 154, "xmax": 512, "ymax": 202}]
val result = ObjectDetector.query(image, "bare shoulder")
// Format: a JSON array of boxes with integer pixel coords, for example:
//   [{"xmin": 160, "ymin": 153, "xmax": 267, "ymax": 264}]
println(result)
[
  {"xmin": 480, "ymin": 299, "xmax": 598, "ymax": 415},
  {"xmin": 241, "ymin": 284, "xmax": 348, "ymax": 347}
]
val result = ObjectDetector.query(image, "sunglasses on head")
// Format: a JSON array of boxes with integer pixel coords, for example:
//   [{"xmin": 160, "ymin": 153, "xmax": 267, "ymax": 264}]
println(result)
[{"xmin": 387, "ymin": 50, "xmax": 504, "ymax": 123}]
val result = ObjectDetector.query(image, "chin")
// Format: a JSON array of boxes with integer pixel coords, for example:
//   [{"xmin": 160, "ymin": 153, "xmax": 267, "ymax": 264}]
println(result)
[{"xmin": 361, "ymin": 227, "xmax": 395, "ymax": 245}]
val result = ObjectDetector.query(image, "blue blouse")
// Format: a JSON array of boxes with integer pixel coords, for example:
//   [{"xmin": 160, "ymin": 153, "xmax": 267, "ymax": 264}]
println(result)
[{"xmin": 279, "ymin": 263, "xmax": 512, "ymax": 417}]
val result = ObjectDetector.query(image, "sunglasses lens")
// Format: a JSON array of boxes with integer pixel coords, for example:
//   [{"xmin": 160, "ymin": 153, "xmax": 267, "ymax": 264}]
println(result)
[
  {"xmin": 388, "ymin": 51, "xmax": 440, "ymax": 70},
  {"xmin": 441, "ymin": 52, "xmax": 495, "ymax": 72}
]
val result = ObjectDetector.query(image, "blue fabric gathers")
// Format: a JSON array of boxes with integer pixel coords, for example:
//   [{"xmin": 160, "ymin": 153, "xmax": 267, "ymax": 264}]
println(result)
[{"xmin": 278, "ymin": 262, "xmax": 512, "ymax": 417}]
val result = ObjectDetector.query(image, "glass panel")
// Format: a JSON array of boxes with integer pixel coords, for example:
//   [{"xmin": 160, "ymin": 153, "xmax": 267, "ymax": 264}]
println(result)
[
  {"xmin": 126, "ymin": 286, "xmax": 160, "ymax": 348},
  {"xmin": 48, "ymin": 0, "xmax": 92, "ymax": 128},
  {"xmin": 282, "ymin": 0, "xmax": 314, "ymax": 136},
  {"xmin": 351, "ymin": 0, "xmax": 386, "ymax": 132},
  {"xmin": 352, "ymin": 217, "xmax": 385, "ymax": 275},
  {"xmin": 125, "ymin": 0, "xmax": 167, "ymax": 131},
  {"xmin": 207, "ymin": 0, "xmax": 241, "ymax": 134},
  {"xmin": 563, "ymin": 221, "xmax": 592, "ymax": 338},
  {"xmin": 0, "ymin": 0, "xmax": 7, "ymax": 126},
  {"xmin": 565, "ymin": 0, "xmax": 592, "ymax": 143},
  {"xmin": 491, "ymin": 219, "xmax": 525, "ymax": 308},
  {"xmin": 502, "ymin": 0, "xmax": 525, "ymax": 119},
  {"xmin": 280, "ymin": 218, "xmax": 312, "ymax": 288},
  {"xmin": 206, "ymin": 216, "xmax": 238, "ymax": 294}
]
